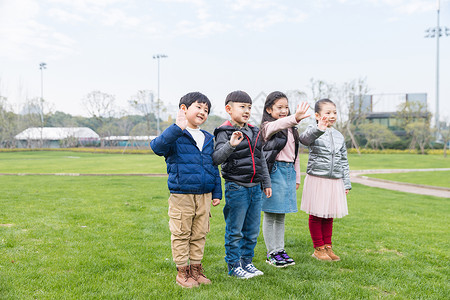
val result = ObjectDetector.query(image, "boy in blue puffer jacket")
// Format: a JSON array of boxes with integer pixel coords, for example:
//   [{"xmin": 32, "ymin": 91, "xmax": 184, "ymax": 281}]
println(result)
[{"xmin": 150, "ymin": 92, "xmax": 222, "ymax": 288}]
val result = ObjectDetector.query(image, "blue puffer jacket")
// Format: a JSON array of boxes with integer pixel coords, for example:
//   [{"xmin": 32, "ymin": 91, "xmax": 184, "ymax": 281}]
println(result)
[{"xmin": 150, "ymin": 124, "xmax": 222, "ymax": 199}]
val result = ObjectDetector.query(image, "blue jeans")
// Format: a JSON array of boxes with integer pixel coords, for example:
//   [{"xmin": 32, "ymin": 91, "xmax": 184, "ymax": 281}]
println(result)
[{"xmin": 223, "ymin": 181, "xmax": 263, "ymax": 265}]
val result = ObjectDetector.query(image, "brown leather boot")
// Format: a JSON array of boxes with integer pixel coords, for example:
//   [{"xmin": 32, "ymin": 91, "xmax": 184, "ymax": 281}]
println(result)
[
  {"xmin": 312, "ymin": 246, "xmax": 332, "ymax": 261},
  {"xmin": 190, "ymin": 264, "xmax": 211, "ymax": 285},
  {"xmin": 176, "ymin": 265, "xmax": 199, "ymax": 288},
  {"xmin": 324, "ymin": 244, "xmax": 340, "ymax": 261}
]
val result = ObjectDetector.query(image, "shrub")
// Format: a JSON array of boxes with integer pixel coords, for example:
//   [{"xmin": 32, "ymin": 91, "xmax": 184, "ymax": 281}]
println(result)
[
  {"xmin": 346, "ymin": 148, "xmax": 444, "ymax": 155},
  {"xmin": 0, "ymin": 148, "xmax": 154, "ymax": 155}
]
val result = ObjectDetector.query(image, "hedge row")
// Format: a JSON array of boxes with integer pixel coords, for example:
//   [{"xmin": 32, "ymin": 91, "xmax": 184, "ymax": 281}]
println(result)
[
  {"xmin": 0, "ymin": 148, "xmax": 154, "ymax": 154},
  {"xmin": 347, "ymin": 148, "xmax": 445, "ymax": 155}
]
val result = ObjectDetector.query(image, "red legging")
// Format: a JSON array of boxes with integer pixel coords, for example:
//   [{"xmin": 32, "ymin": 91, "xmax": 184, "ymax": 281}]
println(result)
[{"xmin": 308, "ymin": 215, "xmax": 333, "ymax": 248}]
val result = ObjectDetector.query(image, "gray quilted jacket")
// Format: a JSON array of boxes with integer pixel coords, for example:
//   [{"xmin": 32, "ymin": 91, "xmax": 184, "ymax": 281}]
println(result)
[{"xmin": 299, "ymin": 124, "xmax": 351, "ymax": 190}]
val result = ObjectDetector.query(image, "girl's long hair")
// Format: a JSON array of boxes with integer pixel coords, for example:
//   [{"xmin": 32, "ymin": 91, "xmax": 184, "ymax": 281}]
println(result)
[{"xmin": 260, "ymin": 91, "xmax": 299, "ymax": 144}]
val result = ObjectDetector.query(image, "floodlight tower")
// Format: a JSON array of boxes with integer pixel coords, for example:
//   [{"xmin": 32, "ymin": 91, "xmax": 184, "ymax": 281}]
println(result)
[
  {"xmin": 152, "ymin": 54, "xmax": 168, "ymax": 135},
  {"xmin": 425, "ymin": 0, "xmax": 449, "ymax": 134},
  {"xmin": 39, "ymin": 62, "xmax": 47, "ymax": 125}
]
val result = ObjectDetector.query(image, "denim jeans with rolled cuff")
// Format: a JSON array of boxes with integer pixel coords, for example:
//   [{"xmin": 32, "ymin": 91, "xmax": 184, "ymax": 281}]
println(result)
[{"xmin": 223, "ymin": 180, "xmax": 263, "ymax": 267}]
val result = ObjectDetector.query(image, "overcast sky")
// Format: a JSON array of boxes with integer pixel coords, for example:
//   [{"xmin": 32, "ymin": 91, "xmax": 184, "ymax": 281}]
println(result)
[{"xmin": 0, "ymin": 0, "xmax": 449, "ymax": 123}]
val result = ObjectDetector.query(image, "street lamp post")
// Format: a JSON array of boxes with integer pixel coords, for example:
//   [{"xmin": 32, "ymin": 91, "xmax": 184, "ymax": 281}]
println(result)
[
  {"xmin": 152, "ymin": 54, "xmax": 168, "ymax": 135},
  {"xmin": 39, "ymin": 62, "xmax": 47, "ymax": 125},
  {"xmin": 38, "ymin": 62, "xmax": 47, "ymax": 148},
  {"xmin": 425, "ymin": 0, "xmax": 449, "ymax": 135}
]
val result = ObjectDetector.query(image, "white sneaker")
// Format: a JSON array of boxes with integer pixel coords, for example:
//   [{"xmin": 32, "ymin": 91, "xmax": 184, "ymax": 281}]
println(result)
[
  {"xmin": 228, "ymin": 266, "xmax": 254, "ymax": 279},
  {"xmin": 242, "ymin": 262, "xmax": 264, "ymax": 276}
]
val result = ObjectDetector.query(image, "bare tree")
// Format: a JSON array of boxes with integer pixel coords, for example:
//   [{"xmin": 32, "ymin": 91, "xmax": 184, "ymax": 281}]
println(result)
[
  {"xmin": 19, "ymin": 98, "xmax": 44, "ymax": 147},
  {"xmin": 285, "ymin": 89, "xmax": 308, "ymax": 112},
  {"xmin": 309, "ymin": 78, "xmax": 336, "ymax": 101},
  {"xmin": 0, "ymin": 96, "xmax": 18, "ymax": 148},
  {"xmin": 18, "ymin": 97, "xmax": 54, "ymax": 148},
  {"xmin": 308, "ymin": 77, "xmax": 370, "ymax": 154},
  {"xmin": 82, "ymin": 90, "xmax": 116, "ymax": 122},
  {"xmin": 342, "ymin": 78, "xmax": 370, "ymax": 154},
  {"xmin": 128, "ymin": 90, "xmax": 155, "ymax": 136},
  {"xmin": 81, "ymin": 91, "xmax": 116, "ymax": 147}
]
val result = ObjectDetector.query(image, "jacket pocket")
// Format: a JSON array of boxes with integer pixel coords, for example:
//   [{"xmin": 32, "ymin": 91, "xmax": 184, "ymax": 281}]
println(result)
[
  {"xmin": 207, "ymin": 211, "xmax": 211, "ymax": 233},
  {"xmin": 168, "ymin": 207, "xmax": 182, "ymax": 235},
  {"xmin": 271, "ymin": 163, "xmax": 278, "ymax": 174}
]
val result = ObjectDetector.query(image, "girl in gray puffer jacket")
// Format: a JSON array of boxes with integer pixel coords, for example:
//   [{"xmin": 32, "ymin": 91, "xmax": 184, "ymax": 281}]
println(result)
[{"xmin": 299, "ymin": 99, "xmax": 351, "ymax": 262}]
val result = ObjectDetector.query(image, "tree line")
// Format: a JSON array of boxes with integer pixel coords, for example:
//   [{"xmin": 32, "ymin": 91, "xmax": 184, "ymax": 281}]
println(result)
[{"xmin": 1, "ymin": 79, "xmax": 449, "ymax": 155}]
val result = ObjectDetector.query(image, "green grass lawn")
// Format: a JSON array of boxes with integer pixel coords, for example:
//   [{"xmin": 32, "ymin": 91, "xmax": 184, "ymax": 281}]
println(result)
[
  {"xmin": 365, "ymin": 171, "xmax": 450, "ymax": 188},
  {"xmin": 1, "ymin": 174, "xmax": 449, "ymax": 299},
  {"xmin": 345, "ymin": 153, "xmax": 450, "ymax": 170},
  {"xmin": 0, "ymin": 151, "xmax": 166, "ymax": 174},
  {"xmin": 0, "ymin": 151, "xmax": 449, "ymax": 174}
]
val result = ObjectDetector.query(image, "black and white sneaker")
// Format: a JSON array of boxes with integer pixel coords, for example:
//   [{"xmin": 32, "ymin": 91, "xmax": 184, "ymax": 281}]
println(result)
[
  {"xmin": 279, "ymin": 249, "xmax": 295, "ymax": 266},
  {"xmin": 266, "ymin": 251, "xmax": 288, "ymax": 268}
]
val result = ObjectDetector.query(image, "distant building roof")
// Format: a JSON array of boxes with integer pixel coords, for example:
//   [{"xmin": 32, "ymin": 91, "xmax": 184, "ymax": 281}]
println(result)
[
  {"xmin": 102, "ymin": 136, "xmax": 157, "ymax": 141},
  {"xmin": 15, "ymin": 127, "xmax": 100, "ymax": 140}
]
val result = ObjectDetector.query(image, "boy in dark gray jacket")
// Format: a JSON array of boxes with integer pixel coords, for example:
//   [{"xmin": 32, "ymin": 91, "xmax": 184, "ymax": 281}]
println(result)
[{"xmin": 213, "ymin": 90, "xmax": 271, "ymax": 279}]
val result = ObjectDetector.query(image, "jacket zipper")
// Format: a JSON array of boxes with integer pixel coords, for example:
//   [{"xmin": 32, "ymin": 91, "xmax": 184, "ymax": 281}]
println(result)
[
  {"xmin": 244, "ymin": 131, "xmax": 260, "ymax": 183},
  {"xmin": 201, "ymin": 132, "xmax": 213, "ymax": 191},
  {"xmin": 329, "ymin": 129, "xmax": 335, "ymax": 178}
]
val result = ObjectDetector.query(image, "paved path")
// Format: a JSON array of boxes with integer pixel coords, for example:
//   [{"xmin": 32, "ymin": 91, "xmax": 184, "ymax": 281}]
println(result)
[{"xmin": 350, "ymin": 168, "xmax": 450, "ymax": 198}]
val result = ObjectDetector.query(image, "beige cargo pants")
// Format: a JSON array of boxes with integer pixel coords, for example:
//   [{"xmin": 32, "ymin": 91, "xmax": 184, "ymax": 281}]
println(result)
[{"xmin": 168, "ymin": 193, "xmax": 211, "ymax": 266}]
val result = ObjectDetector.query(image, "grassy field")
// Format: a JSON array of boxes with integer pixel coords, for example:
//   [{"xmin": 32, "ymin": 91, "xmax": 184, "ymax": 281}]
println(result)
[
  {"xmin": 0, "ymin": 175, "xmax": 448, "ymax": 299},
  {"xmin": 365, "ymin": 171, "xmax": 450, "ymax": 188},
  {"xmin": 345, "ymin": 153, "xmax": 450, "ymax": 170},
  {"xmin": 0, "ymin": 151, "xmax": 449, "ymax": 174},
  {"xmin": 0, "ymin": 151, "xmax": 165, "ymax": 174},
  {"xmin": 0, "ymin": 152, "xmax": 449, "ymax": 299}
]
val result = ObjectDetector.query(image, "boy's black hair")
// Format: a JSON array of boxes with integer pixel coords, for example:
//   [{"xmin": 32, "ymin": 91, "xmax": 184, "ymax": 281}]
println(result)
[
  {"xmin": 179, "ymin": 92, "xmax": 211, "ymax": 113},
  {"xmin": 315, "ymin": 98, "xmax": 335, "ymax": 113},
  {"xmin": 225, "ymin": 90, "xmax": 252, "ymax": 105},
  {"xmin": 261, "ymin": 91, "xmax": 288, "ymax": 124}
]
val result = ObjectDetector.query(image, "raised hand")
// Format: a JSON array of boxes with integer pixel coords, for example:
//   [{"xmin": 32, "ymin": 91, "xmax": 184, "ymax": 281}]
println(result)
[
  {"xmin": 175, "ymin": 108, "xmax": 188, "ymax": 130},
  {"xmin": 295, "ymin": 102, "xmax": 311, "ymax": 122},
  {"xmin": 230, "ymin": 131, "xmax": 244, "ymax": 147},
  {"xmin": 317, "ymin": 116, "xmax": 329, "ymax": 131}
]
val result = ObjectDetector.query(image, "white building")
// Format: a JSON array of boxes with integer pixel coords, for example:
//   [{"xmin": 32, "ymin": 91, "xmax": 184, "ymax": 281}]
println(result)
[
  {"xmin": 102, "ymin": 136, "xmax": 156, "ymax": 148},
  {"xmin": 15, "ymin": 127, "xmax": 100, "ymax": 148}
]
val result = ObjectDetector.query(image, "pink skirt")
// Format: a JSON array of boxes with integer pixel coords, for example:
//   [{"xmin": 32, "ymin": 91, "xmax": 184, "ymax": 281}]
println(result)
[{"xmin": 301, "ymin": 174, "xmax": 348, "ymax": 219}]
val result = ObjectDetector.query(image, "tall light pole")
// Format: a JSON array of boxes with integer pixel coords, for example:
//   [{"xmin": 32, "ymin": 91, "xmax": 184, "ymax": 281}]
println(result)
[
  {"xmin": 425, "ymin": 0, "xmax": 449, "ymax": 135},
  {"xmin": 39, "ymin": 62, "xmax": 47, "ymax": 125},
  {"xmin": 38, "ymin": 62, "xmax": 47, "ymax": 148},
  {"xmin": 152, "ymin": 54, "xmax": 168, "ymax": 135}
]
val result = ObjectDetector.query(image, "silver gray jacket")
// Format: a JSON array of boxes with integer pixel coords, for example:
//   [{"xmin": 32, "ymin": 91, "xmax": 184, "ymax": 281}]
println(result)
[{"xmin": 299, "ymin": 124, "xmax": 351, "ymax": 190}]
